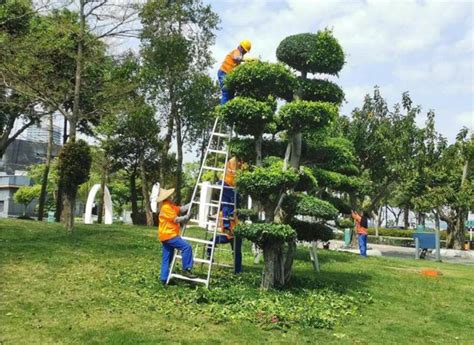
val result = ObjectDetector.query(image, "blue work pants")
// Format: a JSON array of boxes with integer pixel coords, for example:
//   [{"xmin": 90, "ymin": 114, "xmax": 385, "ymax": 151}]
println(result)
[
  {"xmin": 358, "ymin": 234, "xmax": 368, "ymax": 257},
  {"xmin": 218, "ymin": 69, "xmax": 230, "ymax": 105},
  {"xmin": 160, "ymin": 236, "xmax": 193, "ymax": 282}
]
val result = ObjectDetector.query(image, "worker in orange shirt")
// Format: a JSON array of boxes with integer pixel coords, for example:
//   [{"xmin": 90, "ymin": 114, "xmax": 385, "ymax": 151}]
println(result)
[
  {"xmin": 207, "ymin": 155, "xmax": 244, "ymax": 272},
  {"xmin": 157, "ymin": 187, "xmax": 195, "ymax": 283},
  {"xmin": 351, "ymin": 210, "xmax": 369, "ymax": 257},
  {"xmin": 218, "ymin": 39, "xmax": 252, "ymax": 105}
]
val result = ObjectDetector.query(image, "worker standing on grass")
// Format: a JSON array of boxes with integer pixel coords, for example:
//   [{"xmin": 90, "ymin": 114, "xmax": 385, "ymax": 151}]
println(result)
[
  {"xmin": 351, "ymin": 210, "xmax": 369, "ymax": 257},
  {"xmin": 218, "ymin": 40, "xmax": 253, "ymax": 105},
  {"xmin": 157, "ymin": 187, "xmax": 196, "ymax": 283},
  {"xmin": 207, "ymin": 155, "xmax": 244, "ymax": 273}
]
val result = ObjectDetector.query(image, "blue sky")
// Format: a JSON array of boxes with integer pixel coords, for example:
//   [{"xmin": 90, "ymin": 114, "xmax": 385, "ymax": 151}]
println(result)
[{"xmin": 206, "ymin": 0, "xmax": 473, "ymax": 142}]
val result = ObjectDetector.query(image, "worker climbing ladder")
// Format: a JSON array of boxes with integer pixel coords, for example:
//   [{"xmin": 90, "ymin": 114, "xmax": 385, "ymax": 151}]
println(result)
[{"xmin": 166, "ymin": 117, "xmax": 237, "ymax": 288}]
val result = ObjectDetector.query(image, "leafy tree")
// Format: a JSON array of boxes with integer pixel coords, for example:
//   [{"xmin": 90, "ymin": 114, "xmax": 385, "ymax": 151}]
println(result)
[
  {"xmin": 13, "ymin": 184, "xmax": 41, "ymax": 216},
  {"xmin": 140, "ymin": 0, "xmax": 219, "ymax": 202},
  {"xmin": 57, "ymin": 140, "xmax": 92, "ymax": 232}
]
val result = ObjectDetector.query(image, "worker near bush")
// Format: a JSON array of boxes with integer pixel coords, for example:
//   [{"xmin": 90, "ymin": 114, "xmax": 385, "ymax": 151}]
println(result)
[
  {"xmin": 207, "ymin": 155, "xmax": 244, "ymax": 273},
  {"xmin": 351, "ymin": 210, "xmax": 368, "ymax": 257},
  {"xmin": 157, "ymin": 187, "xmax": 196, "ymax": 283},
  {"xmin": 218, "ymin": 40, "xmax": 252, "ymax": 105}
]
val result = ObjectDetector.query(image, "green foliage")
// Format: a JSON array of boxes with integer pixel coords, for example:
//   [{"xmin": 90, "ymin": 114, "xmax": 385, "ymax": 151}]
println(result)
[
  {"xmin": 236, "ymin": 163, "xmax": 299, "ymax": 204},
  {"xmin": 322, "ymin": 194, "xmax": 352, "ymax": 215},
  {"xmin": 337, "ymin": 218, "xmax": 354, "ymax": 229},
  {"xmin": 237, "ymin": 208, "xmax": 260, "ymax": 223},
  {"xmin": 294, "ymin": 166, "xmax": 318, "ymax": 193},
  {"xmin": 13, "ymin": 185, "xmax": 41, "ymax": 210},
  {"xmin": 58, "ymin": 140, "xmax": 92, "ymax": 196},
  {"xmin": 312, "ymin": 167, "xmax": 364, "ymax": 193},
  {"xmin": 283, "ymin": 193, "xmax": 338, "ymax": 220},
  {"xmin": 290, "ymin": 219, "xmax": 334, "ymax": 242},
  {"xmin": 229, "ymin": 138, "xmax": 286, "ymax": 164},
  {"xmin": 234, "ymin": 223, "xmax": 296, "ymax": 247},
  {"xmin": 303, "ymin": 137, "xmax": 360, "ymax": 176},
  {"xmin": 0, "ymin": 0, "xmax": 33, "ymax": 36},
  {"xmin": 225, "ymin": 61, "xmax": 296, "ymax": 102},
  {"xmin": 298, "ymin": 78, "xmax": 345, "ymax": 105},
  {"xmin": 276, "ymin": 30, "xmax": 345, "ymax": 75},
  {"xmin": 220, "ymin": 97, "xmax": 274, "ymax": 137},
  {"xmin": 277, "ymin": 100, "xmax": 337, "ymax": 134}
]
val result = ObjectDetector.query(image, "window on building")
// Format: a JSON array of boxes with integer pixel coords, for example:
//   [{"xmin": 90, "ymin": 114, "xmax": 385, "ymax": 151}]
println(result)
[{"xmin": 0, "ymin": 200, "xmax": 4, "ymax": 213}]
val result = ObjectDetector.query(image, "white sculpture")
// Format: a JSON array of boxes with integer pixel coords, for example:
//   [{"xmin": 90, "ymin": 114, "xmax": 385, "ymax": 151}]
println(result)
[
  {"xmin": 150, "ymin": 182, "xmax": 160, "ymax": 213},
  {"xmin": 84, "ymin": 184, "xmax": 113, "ymax": 225}
]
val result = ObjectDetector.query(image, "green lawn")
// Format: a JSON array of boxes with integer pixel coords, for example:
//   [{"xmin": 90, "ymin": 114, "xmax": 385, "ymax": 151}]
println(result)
[{"xmin": 1, "ymin": 219, "xmax": 472, "ymax": 344}]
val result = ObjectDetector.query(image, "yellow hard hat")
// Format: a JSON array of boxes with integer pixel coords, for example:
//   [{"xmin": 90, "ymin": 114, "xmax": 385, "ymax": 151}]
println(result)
[{"xmin": 240, "ymin": 39, "xmax": 252, "ymax": 52}]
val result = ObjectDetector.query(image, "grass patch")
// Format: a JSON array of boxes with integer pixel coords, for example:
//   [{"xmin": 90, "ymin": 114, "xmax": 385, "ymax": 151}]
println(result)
[{"xmin": 1, "ymin": 219, "xmax": 473, "ymax": 344}]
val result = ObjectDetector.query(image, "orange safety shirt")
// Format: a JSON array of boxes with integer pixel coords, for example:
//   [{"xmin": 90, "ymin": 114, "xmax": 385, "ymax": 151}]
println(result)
[
  {"xmin": 224, "ymin": 157, "xmax": 242, "ymax": 187},
  {"xmin": 219, "ymin": 48, "xmax": 243, "ymax": 74},
  {"xmin": 352, "ymin": 212, "xmax": 368, "ymax": 235},
  {"xmin": 158, "ymin": 200, "xmax": 181, "ymax": 242}
]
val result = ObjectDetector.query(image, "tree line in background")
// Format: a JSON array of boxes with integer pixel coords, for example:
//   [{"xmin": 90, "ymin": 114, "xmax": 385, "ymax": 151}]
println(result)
[{"xmin": 1, "ymin": 0, "xmax": 472, "ymax": 254}]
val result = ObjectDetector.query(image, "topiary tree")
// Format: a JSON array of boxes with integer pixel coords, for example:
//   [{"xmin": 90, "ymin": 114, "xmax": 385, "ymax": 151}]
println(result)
[
  {"xmin": 57, "ymin": 139, "xmax": 92, "ymax": 233},
  {"xmin": 225, "ymin": 29, "xmax": 360, "ymax": 289}
]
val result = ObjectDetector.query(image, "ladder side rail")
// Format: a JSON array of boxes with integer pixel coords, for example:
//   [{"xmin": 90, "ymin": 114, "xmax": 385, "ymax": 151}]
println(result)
[
  {"xmin": 205, "ymin": 127, "xmax": 233, "ymax": 287},
  {"xmin": 166, "ymin": 117, "xmax": 221, "ymax": 285}
]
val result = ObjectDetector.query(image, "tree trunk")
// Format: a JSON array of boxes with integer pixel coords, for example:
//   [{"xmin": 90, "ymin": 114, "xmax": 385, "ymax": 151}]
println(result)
[
  {"xmin": 255, "ymin": 134, "xmax": 263, "ymax": 167},
  {"xmin": 372, "ymin": 210, "xmax": 379, "ymax": 237},
  {"xmin": 445, "ymin": 220, "xmax": 455, "ymax": 249},
  {"xmin": 97, "ymin": 164, "xmax": 107, "ymax": 224},
  {"xmin": 452, "ymin": 211, "xmax": 467, "ymax": 250},
  {"xmin": 175, "ymin": 115, "xmax": 183, "ymax": 204},
  {"xmin": 38, "ymin": 114, "xmax": 53, "ymax": 221},
  {"xmin": 290, "ymin": 132, "xmax": 302, "ymax": 169},
  {"xmin": 63, "ymin": 191, "xmax": 76, "ymax": 233},
  {"xmin": 403, "ymin": 205, "xmax": 410, "ymax": 229},
  {"xmin": 434, "ymin": 211, "xmax": 440, "ymax": 231},
  {"xmin": 261, "ymin": 243, "xmax": 278, "ymax": 290},
  {"xmin": 283, "ymin": 141, "xmax": 291, "ymax": 171},
  {"xmin": 55, "ymin": 117, "xmax": 68, "ymax": 222},
  {"xmin": 139, "ymin": 152, "xmax": 153, "ymax": 226},
  {"xmin": 130, "ymin": 170, "xmax": 139, "ymax": 225},
  {"xmin": 283, "ymin": 239, "xmax": 296, "ymax": 284}
]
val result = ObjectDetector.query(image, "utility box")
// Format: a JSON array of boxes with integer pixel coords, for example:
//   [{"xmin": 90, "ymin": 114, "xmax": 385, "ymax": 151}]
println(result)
[
  {"xmin": 344, "ymin": 228, "xmax": 351, "ymax": 247},
  {"xmin": 47, "ymin": 211, "xmax": 55, "ymax": 223}
]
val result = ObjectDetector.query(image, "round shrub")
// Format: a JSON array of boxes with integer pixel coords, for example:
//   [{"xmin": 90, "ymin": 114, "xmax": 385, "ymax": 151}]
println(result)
[
  {"xmin": 298, "ymin": 78, "xmax": 345, "ymax": 105},
  {"xmin": 225, "ymin": 61, "xmax": 296, "ymax": 102},
  {"xmin": 312, "ymin": 167, "xmax": 364, "ymax": 193},
  {"xmin": 283, "ymin": 193, "xmax": 338, "ymax": 220},
  {"xmin": 277, "ymin": 100, "xmax": 337, "ymax": 134},
  {"xmin": 290, "ymin": 219, "xmax": 334, "ymax": 242},
  {"xmin": 276, "ymin": 30, "xmax": 345, "ymax": 75},
  {"xmin": 237, "ymin": 163, "xmax": 299, "ymax": 204},
  {"xmin": 321, "ymin": 194, "xmax": 351, "ymax": 215},
  {"xmin": 220, "ymin": 97, "xmax": 274, "ymax": 137},
  {"xmin": 234, "ymin": 223, "xmax": 296, "ymax": 247},
  {"xmin": 58, "ymin": 139, "xmax": 92, "ymax": 195},
  {"xmin": 337, "ymin": 218, "xmax": 354, "ymax": 229}
]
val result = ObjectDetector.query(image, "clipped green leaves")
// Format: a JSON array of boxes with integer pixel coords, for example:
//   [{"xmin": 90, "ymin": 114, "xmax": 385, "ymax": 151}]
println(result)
[
  {"xmin": 283, "ymin": 193, "xmax": 339, "ymax": 220},
  {"xmin": 312, "ymin": 167, "xmax": 364, "ymax": 193},
  {"xmin": 299, "ymin": 78, "xmax": 345, "ymax": 105},
  {"xmin": 225, "ymin": 61, "xmax": 296, "ymax": 102},
  {"xmin": 277, "ymin": 100, "xmax": 337, "ymax": 133},
  {"xmin": 234, "ymin": 223, "xmax": 296, "ymax": 247},
  {"xmin": 290, "ymin": 219, "xmax": 334, "ymax": 242},
  {"xmin": 276, "ymin": 30, "xmax": 345, "ymax": 75},
  {"xmin": 58, "ymin": 140, "xmax": 92, "ymax": 195},
  {"xmin": 220, "ymin": 97, "xmax": 274, "ymax": 137},
  {"xmin": 236, "ymin": 163, "xmax": 299, "ymax": 203}
]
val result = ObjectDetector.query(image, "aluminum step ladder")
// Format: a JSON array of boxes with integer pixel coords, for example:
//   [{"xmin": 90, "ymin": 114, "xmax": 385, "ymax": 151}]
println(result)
[{"xmin": 166, "ymin": 117, "xmax": 237, "ymax": 288}]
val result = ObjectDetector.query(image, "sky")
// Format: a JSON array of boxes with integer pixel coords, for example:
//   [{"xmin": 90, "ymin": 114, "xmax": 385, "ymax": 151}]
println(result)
[{"xmin": 205, "ymin": 0, "xmax": 473, "ymax": 143}]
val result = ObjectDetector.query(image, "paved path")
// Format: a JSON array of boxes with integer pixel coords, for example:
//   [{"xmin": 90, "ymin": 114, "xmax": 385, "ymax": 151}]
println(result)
[{"xmin": 321, "ymin": 240, "xmax": 474, "ymax": 265}]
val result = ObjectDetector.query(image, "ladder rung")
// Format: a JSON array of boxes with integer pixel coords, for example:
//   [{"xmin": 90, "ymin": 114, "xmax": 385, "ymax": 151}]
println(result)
[
  {"xmin": 208, "ymin": 214, "xmax": 230, "ymax": 221},
  {"xmin": 197, "ymin": 183, "xmax": 235, "ymax": 190},
  {"xmin": 208, "ymin": 149, "xmax": 228, "ymax": 155},
  {"xmin": 176, "ymin": 255, "xmax": 211, "ymax": 265},
  {"xmin": 182, "ymin": 236, "xmax": 213, "ymax": 245},
  {"xmin": 203, "ymin": 166, "xmax": 225, "ymax": 172},
  {"xmin": 212, "ymin": 132, "xmax": 230, "ymax": 138},
  {"xmin": 188, "ymin": 219, "xmax": 219, "ymax": 228},
  {"xmin": 211, "ymin": 200, "xmax": 235, "ymax": 206},
  {"xmin": 191, "ymin": 201, "xmax": 220, "ymax": 208},
  {"xmin": 169, "ymin": 273, "xmax": 207, "ymax": 284}
]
